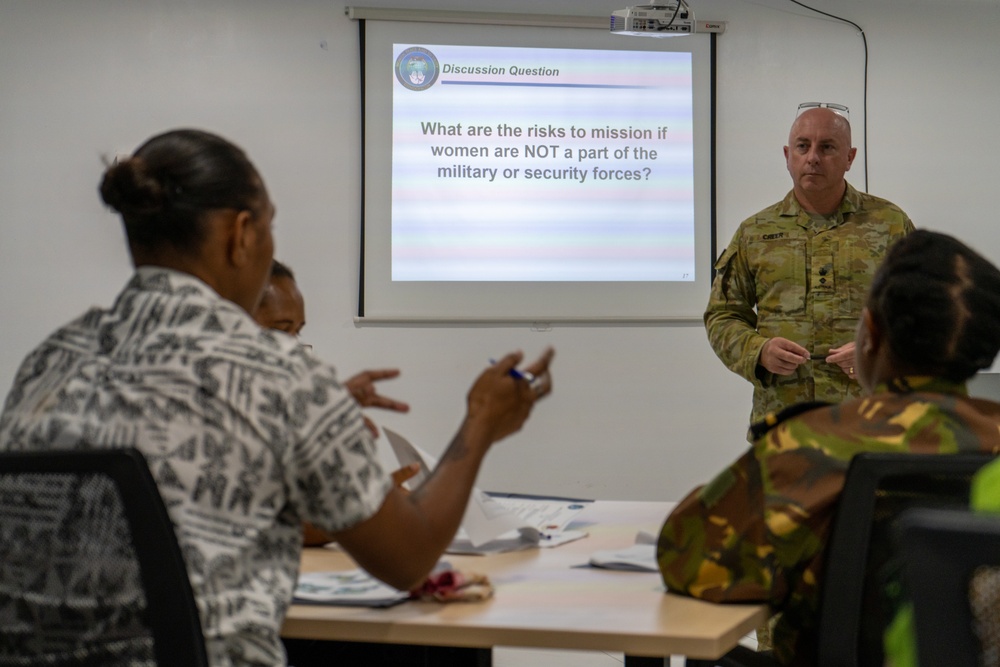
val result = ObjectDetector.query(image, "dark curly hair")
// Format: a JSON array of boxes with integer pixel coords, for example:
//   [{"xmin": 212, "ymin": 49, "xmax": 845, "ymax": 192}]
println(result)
[
  {"xmin": 867, "ymin": 229, "xmax": 1000, "ymax": 382},
  {"xmin": 99, "ymin": 129, "xmax": 263, "ymax": 253}
]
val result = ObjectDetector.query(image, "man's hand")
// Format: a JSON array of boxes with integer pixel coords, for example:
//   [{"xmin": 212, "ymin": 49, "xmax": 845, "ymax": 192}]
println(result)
[
  {"xmin": 464, "ymin": 347, "xmax": 555, "ymax": 445},
  {"xmin": 824, "ymin": 342, "xmax": 857, "ymax": 380},
  {"xmin": 346, "ymin": 369, "xmax": 410, "ymax": 437},
  {"xmin": 332, "ymin": 347, "xmax": 555, "ymax": 590},
  {"xmin": 345, "ymin": 369, "xmax": 411, "ymax": 411},
  {"xmin": 759, "ymin": 338, "xmax": 810, "ymax": 375}
]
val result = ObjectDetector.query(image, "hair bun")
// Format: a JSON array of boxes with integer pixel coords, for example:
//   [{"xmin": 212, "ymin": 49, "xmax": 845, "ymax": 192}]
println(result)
[
  {"xmin": 99, "ymin": 156, "xmax": 168, "ymax": 216},
  {"xmin": 99, "ymin": 128, "xmax": 262, "ymax": 252}
]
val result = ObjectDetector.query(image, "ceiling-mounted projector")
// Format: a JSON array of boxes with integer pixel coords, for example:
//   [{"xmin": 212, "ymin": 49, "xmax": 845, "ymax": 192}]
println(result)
[{"xmin": 610, "ymin": 3, "xmax": 695, "ymax": 36}]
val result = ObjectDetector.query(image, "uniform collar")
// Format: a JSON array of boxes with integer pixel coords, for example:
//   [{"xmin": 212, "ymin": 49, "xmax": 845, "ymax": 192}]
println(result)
[
  {"xmin": 778, "ymin": 181, "xmax": 861, "ymax": 221},
  {"xmin": 875, "ymin": 376, "xmax": 970, "ymax": 396}
]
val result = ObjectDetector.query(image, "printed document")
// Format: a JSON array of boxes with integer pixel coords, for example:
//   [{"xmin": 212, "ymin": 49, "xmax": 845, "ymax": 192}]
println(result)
[{"xmin": 383, "ymin": 428, "xmax": 589, "ymax": 553}]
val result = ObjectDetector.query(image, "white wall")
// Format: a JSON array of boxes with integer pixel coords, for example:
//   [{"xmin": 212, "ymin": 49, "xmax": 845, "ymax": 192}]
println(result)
[{"xmin": 2, "ymin": 0, "xmax": 999, "ymax": 502}]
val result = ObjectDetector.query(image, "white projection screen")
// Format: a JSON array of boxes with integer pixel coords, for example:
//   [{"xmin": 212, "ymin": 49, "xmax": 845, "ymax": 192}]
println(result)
[{"xmin": 356, "ymin": 11, "xmax": 716, "ymax": 321}]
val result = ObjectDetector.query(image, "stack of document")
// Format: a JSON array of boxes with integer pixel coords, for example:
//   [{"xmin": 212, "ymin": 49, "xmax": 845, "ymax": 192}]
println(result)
[{"xmin": 384, "ymin": 428, "xmax": 591, "ymax": 555}]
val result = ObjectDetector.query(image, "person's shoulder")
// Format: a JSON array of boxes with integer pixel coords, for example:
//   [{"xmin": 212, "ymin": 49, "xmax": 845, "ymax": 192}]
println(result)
[
  {"xmin": 31, "ymin": 306, "xmax": 107, "ymax": 354},
  {"xmin": 846, "ymin": 183, "xmax": 911, "ymax": 218},
  {"xmin": 739, "ymin": 192, "xmax": 793, "ymax": 225},
  {"xmin": 749, "ymin": 400, "xmax": 832, "ymax": 441},
  {"xmin": 859, "ymin": 193, "xmax": 908, "ymax": 216},
  {"xmin": 724, "ymin": 192, "xmax": 797, "ymax": 248},
  {"xmin": 965, "ymin": 395, "xmax": 1000, "ymax": 421}
]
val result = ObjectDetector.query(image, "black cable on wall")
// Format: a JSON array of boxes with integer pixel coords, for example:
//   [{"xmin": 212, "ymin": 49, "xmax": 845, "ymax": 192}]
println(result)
[{"xmin": 788, "ymin": 0, "xmax": 870, "ymax": 193}]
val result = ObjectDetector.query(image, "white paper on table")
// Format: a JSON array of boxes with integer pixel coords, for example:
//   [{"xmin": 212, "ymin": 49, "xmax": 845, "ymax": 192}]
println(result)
[
  {"xmin": 458, "ymin": 488, "xmax": 533, "ymax": 546},
  {"xmin": 293, "ymin": 569, "xmax": 409, "ymax": 607},
  {"xmin": 587, "ymin": 531, "xmax": 659, "ymax": 572},
  {"xmin": 383, "ymin": 428, "xmax": 589, "ymax": 551},
  {"xmin": 448, "ymin": 528, "xmax": 589, "ymax": 555},
  {"xmin": 487, "ymin": 495, "xmax": 589, "ymax": 536}
]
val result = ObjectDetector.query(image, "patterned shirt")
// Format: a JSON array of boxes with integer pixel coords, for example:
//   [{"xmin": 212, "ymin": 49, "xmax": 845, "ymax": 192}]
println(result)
[
  {"xmin": 657, "ymin": 377, "xmax": 1000, "ymax": 666},
  {"xmin": 0, "ymin": 268, "xmax": 392, "ymax": 666},
  {"xmin": 705, "ymin": 183, "xmax": 914, "ymax": 432}
]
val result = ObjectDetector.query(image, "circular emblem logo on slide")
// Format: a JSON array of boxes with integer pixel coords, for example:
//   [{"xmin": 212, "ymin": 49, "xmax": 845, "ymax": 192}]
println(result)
[{"xmin": 395, "ymin": 47, "xmax": 440, "ymax": 91}]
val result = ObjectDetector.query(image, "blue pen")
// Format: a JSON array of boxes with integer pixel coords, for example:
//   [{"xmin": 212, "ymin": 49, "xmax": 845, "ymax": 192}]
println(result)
[{"xmin": 489, "ymin": 358, "xmax": 536, "ymax": 383}]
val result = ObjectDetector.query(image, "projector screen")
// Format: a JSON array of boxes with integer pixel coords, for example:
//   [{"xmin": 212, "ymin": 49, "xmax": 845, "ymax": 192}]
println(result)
[{"xmin": 358, "ymin": 15, "xmax": 715, "ymax": 321}]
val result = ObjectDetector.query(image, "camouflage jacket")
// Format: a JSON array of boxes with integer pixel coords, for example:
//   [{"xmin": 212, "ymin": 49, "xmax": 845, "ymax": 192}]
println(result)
[
  {"xmin": 657, "ymin": 377, "xmax": 1000, "ymax": 666},
  {"xmin": 704, "ymin": 183, "xmax": 914, "ymax": 430}
]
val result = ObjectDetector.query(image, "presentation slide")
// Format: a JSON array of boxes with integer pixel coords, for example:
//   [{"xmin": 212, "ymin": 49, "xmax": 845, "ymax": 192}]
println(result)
[
  {"xmin": 360, "ymin": 18, "xmax": 713, "ymax": 320},
  {"xmin": 391, "ymin": 44, "xmax": 695, "ymax": 283}
]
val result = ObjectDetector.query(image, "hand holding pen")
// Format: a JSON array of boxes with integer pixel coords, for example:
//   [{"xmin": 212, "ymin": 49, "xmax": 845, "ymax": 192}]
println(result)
[
  {"xmin": 490, "ymin": 349, "xmax": 554, "ymax": 397},
  {"xmin": 465, "ymin": 348, "xmax": 555, "ymax": 446},
  {"xmin": 759, "ymin": 337, "xmax": 811, "ymax": 376},
  {"xmin": 762, "ymin": 337, "xmax": 856, "ymax": 380}
]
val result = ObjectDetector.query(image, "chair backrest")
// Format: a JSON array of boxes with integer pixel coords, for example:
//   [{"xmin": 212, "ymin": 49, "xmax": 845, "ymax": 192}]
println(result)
[
  {"xmin": 897, "ymin": 507, "xmax": 1000, "ymax": 667},
  {"xmin": 0, "ymin": 447, "xmax": 208, "ymax": 666},
  {"xmin": 816, "ymin": 452, "xmax": 994, "ymax": 667}
]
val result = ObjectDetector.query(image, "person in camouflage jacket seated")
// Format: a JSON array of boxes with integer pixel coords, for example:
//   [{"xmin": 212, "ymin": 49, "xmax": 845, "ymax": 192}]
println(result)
[{"xmin": 660, "ymin": 230, "xmax": 1000, "ymax": 666}]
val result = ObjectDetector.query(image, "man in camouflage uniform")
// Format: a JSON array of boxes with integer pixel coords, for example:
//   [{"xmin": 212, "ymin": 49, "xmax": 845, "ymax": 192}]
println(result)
[
  {"xmin": 705, "ymin": 106, "xmax": 913, "ymax": 434},
  {"xmin": 658, "ymin": 378, "xmax": 1000, "ymax": 665}
]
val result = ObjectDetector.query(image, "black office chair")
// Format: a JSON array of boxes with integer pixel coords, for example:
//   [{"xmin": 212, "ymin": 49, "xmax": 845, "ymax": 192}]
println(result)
[
  {"xmin": 816, "ymin": 452, "xmax": 992, "ymax": 667},
  {"xmin": 0, "ymin": 447, "xmax": 208, "ymax": 666},
  {"xmin": 710, "ymin": 451, "xmax": 993, "ymax": 667},
  {"xmin": 896, "ymin": 507, "xmax": 1000, "ymax": 667}
]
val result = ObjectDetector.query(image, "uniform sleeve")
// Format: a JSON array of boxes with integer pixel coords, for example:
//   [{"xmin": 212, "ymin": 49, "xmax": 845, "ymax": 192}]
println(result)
[
  {"xmin": 867, "ymin": 196, "xmax": 914, "ymax": 246},
  {"xmin": 657, "ymin": 447, "xmax": 784, "ymax": 604},
  {"xmin": 658, "ymin": 423, "xmax": 847, "ymax": 662},
  {"xmin": 704, "ymin": 229, "xmax": 770, "ymax": 385},
  {"xmin": 657, "ymin": 425, "xmax": 845, "ymax": 605},
  {"xmin": 887, "ymin": 208, "xmax": 915, "ymax": 241},
  {"xmin": 283, "ymin": 363, "xmax": 393, "ymax": 533}
]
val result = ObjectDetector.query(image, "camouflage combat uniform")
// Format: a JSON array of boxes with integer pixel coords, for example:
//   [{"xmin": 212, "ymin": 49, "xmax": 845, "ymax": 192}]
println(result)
[
  {"xmin": 705, "ymin": 183, "xmax": 914, "ymax": 433},
  {"xmin": 657, "ymin": 377, "xmax": 1000, "ymax": 666}
]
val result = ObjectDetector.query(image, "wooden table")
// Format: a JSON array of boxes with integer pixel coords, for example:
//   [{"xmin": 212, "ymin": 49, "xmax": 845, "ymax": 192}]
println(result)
[{"xmin": 282, "ymin": 500, "xmax": 768, "ymax": 666}]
